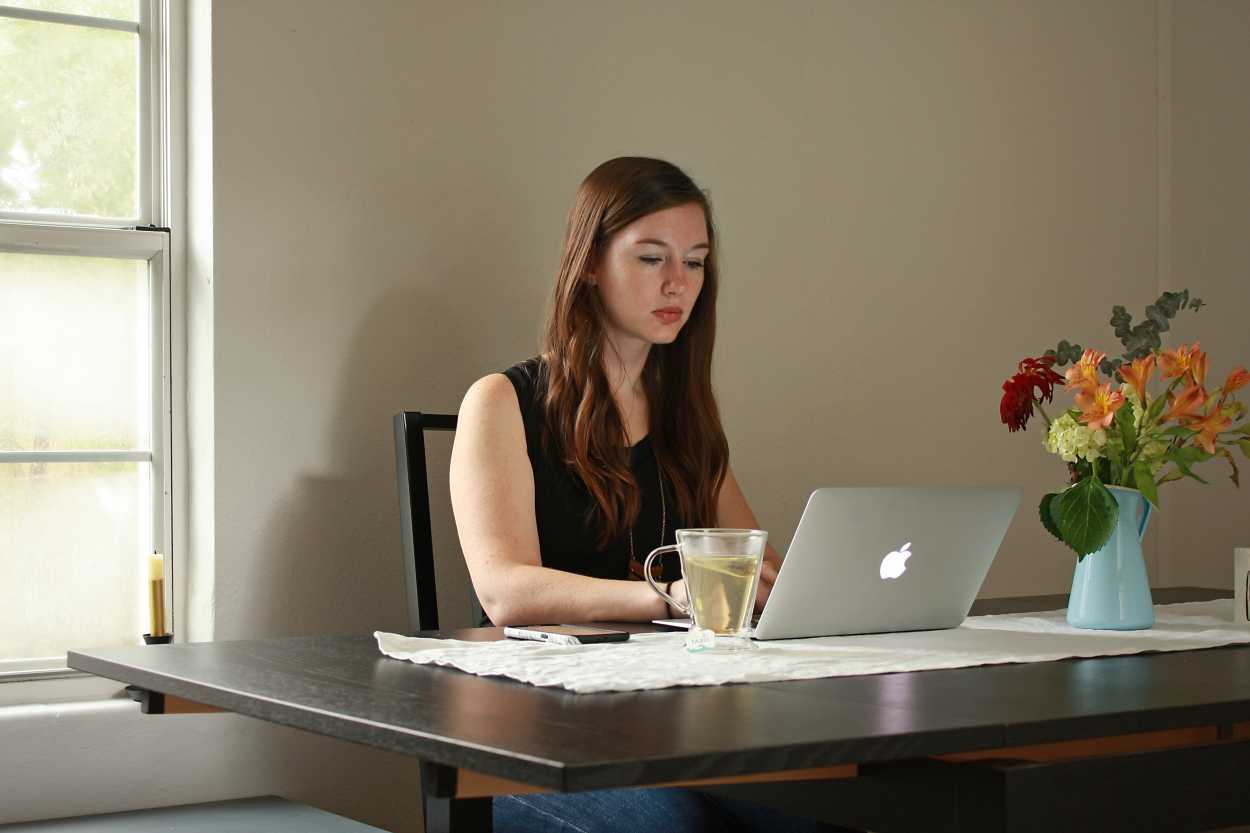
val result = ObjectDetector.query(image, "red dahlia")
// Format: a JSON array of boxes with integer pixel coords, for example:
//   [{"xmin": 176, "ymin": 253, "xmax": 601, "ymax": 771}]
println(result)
[{"xmin": 1000, "ymin": 356, "xmax": 1064, "ymax": 432}]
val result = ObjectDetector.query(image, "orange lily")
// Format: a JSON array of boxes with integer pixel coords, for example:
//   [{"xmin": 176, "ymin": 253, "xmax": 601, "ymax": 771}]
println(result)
[
  {"xmin": 1189, "ymin": 407, "xmax": 1233, "ymax": 454},
  {"xmin": 1074, "ymin": 382, "xmax": 1125, "ymax": 429},
  {"xmin": 1159, "ymin": 342, "xmax": 1200, "ymax": 381},
  {"xmin": 1064, "ymin": 349, "xmax": 1105, "ymax": 393},
  {"xmin": 1189, "ymin": 347, "xmax": 1208, "ymax": 387},
  {"xmin": 1117, "ymin": 354, "xmax": 1156, "ymax": 403},
  {"xmin": 1221, "ymin": 366, "xmax": 1250, "ymax": 398},
  {"xmin": 1162, "ymin": 383, "xmax": 1207, "ymax": 424}
]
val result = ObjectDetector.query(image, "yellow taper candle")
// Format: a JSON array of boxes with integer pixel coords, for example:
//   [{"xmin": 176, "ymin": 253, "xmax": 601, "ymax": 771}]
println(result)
[{"xmin": 149, "ymin": 552, "xmax": 166, "ymax": 637}]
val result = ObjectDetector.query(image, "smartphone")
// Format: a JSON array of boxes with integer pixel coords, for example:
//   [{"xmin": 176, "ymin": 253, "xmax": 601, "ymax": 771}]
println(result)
[{"xmin": 503, "ymin": 625, "xmax": 630, "ymax": 646}]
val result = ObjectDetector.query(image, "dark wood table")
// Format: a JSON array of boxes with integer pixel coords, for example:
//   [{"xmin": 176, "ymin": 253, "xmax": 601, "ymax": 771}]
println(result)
[{"xmin": 69, "ymin": 588, "xmax": 1250, "ymax": 833}]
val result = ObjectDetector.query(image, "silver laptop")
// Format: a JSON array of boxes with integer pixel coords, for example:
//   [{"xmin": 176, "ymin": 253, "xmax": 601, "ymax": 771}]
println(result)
[{"xmin": 656, "ymin": 486, "xmax": 1021, "ymax": 640}]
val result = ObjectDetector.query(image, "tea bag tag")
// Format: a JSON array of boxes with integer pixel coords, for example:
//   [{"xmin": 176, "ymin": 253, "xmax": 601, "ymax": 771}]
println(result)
[{"xmin": 686, "ymin": 627, "xmax": 717, "ymax": 652}]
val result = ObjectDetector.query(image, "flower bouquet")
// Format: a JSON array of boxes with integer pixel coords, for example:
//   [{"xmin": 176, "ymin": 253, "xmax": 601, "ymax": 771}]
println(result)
[{"xmin": 1000, "ymin": 290, "xmax": 1250, "ymax": 560}]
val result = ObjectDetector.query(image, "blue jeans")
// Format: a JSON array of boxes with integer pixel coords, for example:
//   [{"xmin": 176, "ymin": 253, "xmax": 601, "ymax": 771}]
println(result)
[{"xmin": 493, "ymin": 787, "xmax": 855, "ymax": 833}]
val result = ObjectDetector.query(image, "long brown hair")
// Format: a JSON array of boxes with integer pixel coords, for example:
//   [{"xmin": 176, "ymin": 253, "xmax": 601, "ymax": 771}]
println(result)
[{"xmin": 540, "ymin": 157, "xmax": 729, "ymax": 549}]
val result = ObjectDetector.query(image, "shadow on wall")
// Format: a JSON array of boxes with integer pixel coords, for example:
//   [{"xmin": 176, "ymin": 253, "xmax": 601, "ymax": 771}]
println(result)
[{"xmin": 249, "ymin": 284, "xmax": 481, "ymax": 640}]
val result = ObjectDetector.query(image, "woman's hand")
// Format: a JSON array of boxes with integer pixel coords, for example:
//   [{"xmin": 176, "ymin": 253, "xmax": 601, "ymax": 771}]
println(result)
[
  {"xmin": 712, "ymin": 464, "xmax": 783, "ymax": 615},
  {"xmin": 754, "ymin": 545, "xmax": 783, "ymax": 613},
  {"xmin": 665, "ymin": 578, "xmax": 689, "ymax": 617}
]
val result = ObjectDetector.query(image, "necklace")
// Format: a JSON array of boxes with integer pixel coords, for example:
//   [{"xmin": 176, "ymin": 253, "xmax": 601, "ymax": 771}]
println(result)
[{"xmin": 627, "ymin": 449, "xmax": 666, "ymax": 576}]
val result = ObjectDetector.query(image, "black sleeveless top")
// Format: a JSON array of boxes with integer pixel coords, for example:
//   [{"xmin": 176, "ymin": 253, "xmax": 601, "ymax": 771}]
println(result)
[{"xmin": 502, "ymin": 356, "xmax": 685, "ymax": 587}]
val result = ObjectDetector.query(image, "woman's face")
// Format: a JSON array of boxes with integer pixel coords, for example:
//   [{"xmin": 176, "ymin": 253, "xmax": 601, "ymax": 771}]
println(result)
[{"xmin": 589, "ymin": 202, "xmax": 708, "ymax": 354}]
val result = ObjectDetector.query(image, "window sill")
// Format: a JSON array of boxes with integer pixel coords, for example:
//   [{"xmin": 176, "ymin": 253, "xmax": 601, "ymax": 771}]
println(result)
[{"xmin": 0, "ymin": 672, "xmax": 127, "ymax": 707}]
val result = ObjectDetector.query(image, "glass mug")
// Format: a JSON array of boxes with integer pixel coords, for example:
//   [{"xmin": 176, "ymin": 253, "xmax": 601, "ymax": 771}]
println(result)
[{"xmin": 644, "ymin": 529, "xmax": 768, "ymax": 651}]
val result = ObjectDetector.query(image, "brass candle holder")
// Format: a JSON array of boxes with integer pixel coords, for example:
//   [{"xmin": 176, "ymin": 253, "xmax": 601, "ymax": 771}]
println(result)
[{"xmin": 144, "ymin": 552, "xmax": 171, "ymax": 644}]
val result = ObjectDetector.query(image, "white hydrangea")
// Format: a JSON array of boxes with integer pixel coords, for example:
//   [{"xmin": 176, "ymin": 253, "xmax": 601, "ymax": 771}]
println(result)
[
  {"xmin": 1136, "ymin": 434, "xmax": 1170, "ymax": 477},
  {"xmin": 1044, "ymin": 413, "xmax": 1108, "ymax": 463}
]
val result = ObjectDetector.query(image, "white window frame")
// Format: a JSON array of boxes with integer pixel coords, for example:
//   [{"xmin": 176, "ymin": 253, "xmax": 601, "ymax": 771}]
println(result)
[{"xmin": 0, "ymin": 0, "xmax": 181, "ymax": 684}]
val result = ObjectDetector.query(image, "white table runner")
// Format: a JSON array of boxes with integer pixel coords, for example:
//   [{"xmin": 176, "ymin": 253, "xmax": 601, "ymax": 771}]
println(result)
[{"xmin": 374, "ymin": 600, "xmax": 1250, "ymax": 694}]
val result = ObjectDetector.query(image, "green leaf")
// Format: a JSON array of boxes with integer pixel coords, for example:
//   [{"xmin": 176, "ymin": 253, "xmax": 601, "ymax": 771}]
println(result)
[
  {"xmin": 1162, "ymin": 445, "xmax": 1211, "ymax": 483},
  {"xmin": 1133, "ymin": 460, "xmax": 1160, "ymax": 508},
  {"xmin": 0, "ymin": 17, "xmax": 139, "ymax": 217},
  {"xmin": 1167, "ymin": 445, "xmax": 1213, "ymax": 464},
  {"xmin": 1230, "ymin": 423, "xmax": 1250, "ymax": 437},
  {"xmin": 1115, "ymin": 404, "xmax": 1137, "ymax": 455},
  {"xmin": 1216, "ymin": 448, "xmax": 1242, "ymax": 488},
  {"xmin": 1146, "ymin": 392, "xmax": 1169, "ymax": 425},
  {"xmin": 1048, "ymin": 489, "xmax": 1066, "ymax": 531},
  {"xmin": 1161, "ymin": 450, "xmax": 1210, "ymax": 484},
  {"xmin": 1160, "ymin": 425, "xmax": 1196, "ymax": 438},
  {"xmin": 1240, "ymin": 439, "xmax": 1250, "ymax": 460},
  {"xmin": 1157, "ymin": 468, "xmax": 1185, "ymax": 485},
  {"xmin": 1039, "ymin": 493, "xmax": 1065, "ymax": 544},
  {"xmin": 1057, "ymin": 477, "xmax": 1118, "ymax": 559}
]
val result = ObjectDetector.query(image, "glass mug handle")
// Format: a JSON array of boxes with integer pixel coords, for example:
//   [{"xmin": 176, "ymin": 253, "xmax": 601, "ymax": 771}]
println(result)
[{"xmin": 643, "ymin": 545, "xmax": 686, "ymax": 614}]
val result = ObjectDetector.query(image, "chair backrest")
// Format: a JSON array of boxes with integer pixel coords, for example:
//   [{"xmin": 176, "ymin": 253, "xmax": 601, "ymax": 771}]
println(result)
[{"xmin": 392, "ymin": 411, "xmax": 469, "ymax": 633}]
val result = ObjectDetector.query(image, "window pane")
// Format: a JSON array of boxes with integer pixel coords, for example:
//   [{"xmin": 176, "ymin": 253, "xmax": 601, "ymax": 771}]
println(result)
[
  {"xmin": 0, "ymin": 461, "xmax": 152, "ymax": 662},
  {"xmin": 0, "ymin": 0, "xmax": 138, "ymax": 21},
  {"xmin": 0, "ymin": 17, "xmax": 139, "ymax": 218},
  {"xmin": 0, "ymin": 252, "xmax": 150, "ymax": 451}
]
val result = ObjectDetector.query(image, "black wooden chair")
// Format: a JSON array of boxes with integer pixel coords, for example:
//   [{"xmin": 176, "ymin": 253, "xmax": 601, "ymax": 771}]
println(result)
[{"xmin": 392, "ymin": 411, "xmax": 486, "ymax": 633}]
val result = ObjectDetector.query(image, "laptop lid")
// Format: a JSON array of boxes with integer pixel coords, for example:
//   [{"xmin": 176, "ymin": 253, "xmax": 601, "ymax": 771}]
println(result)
[{"xmin": 752, "ymin": 485, "xmax": 1021, "ymax": 640}]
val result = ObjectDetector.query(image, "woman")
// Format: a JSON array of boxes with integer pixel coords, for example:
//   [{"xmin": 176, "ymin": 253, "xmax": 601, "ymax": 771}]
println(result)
[{"xmin": 449, "ymin": 157, "xmax": 849, "ymax": 833}]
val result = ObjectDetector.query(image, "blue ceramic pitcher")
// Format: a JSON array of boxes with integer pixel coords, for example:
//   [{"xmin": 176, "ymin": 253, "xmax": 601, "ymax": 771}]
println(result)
[{"xmin": 1066, "ymin": 485, "xmax": 1155, "ymax": 630}]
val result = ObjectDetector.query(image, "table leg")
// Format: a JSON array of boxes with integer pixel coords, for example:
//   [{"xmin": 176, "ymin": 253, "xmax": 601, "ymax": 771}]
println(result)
[
  {"xmin": 126, "ymin": 685, "xmax": 166, "ymax": 714},
  {"xmin": 420, "ymin": 761, "xmax": 492, "ymax": 833}
]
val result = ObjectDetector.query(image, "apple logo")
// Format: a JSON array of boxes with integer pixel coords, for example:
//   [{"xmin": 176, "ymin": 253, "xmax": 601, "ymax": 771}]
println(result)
[{"xmin": 879, "ymin": 542, "xmax": 913, "ymax": 580}]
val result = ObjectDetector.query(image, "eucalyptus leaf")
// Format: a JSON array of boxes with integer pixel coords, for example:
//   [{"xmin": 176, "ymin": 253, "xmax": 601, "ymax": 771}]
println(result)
[
  {"xmin": 1057, "ymin": 477, "xmax": 1118, "ymax": 558},
  {"xmin": 1125, "ymin": 332, "xmax": 1150, "ymax": 355},
  {"xmin": 1159, "ymin": 291, "xmax": 1184, "ymax": 316},
  {"xmin": 1110, "ymin": 306, "xmax": 1133, "ymax": 340}
]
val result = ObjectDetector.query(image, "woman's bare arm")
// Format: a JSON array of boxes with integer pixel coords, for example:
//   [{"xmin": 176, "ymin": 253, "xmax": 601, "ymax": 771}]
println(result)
[
  {"xmin": 715, "ymin": 464, "xmax": 784, "ymax": 612},
  {"xmin": 449, "ymin": 374, "xmax": 668, "ymax": 626}
]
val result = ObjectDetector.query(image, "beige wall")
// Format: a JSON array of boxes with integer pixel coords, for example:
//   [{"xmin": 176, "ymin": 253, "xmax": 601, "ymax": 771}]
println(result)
[
  {"xmin": 1159, "ymin": 0, "xmax": 1250, "ymax": 590},
  {"xmin": 10, "ymin": 1, "xmax": 1246, "ymax": 830},
  {"xmin": 14, "ymin": 1, "xmax": 1240, "ymax": 831}
]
